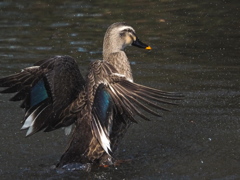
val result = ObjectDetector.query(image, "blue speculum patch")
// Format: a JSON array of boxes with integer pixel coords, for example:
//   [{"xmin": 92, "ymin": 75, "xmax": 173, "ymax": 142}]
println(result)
[
  {"xmin": 30, "ymin": 79, "xmax": 48, "ymax": 107},
  {"xmin": 95, "ymin": 88, "xmax": 111, "ymax": 121}
]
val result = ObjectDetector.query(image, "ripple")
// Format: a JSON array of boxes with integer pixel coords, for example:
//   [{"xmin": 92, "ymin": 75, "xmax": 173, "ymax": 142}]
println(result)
[
  {"xmin": 58, "ymin": 163, "xmax": 92, "ymax": 172},
  {"xmin": 1, "ymin": 23, "xmax": 30, "ymax": 27},
  {"xmin": 35, "ymin": 46, "xmax": 52, "ymax": 51},
  {"xmin": 72, "ymin": 13, "xmax": 102, "ymax": 17},
  {"xmin": 70, "ymin": 41, "xmax": 92, "ymax": 45},
  {"xmin": 50, "ymin": 22, "xmax": 70, "ymax": 27},
  {"xmin": 0, "ymin": 38, "xmax": 18, "ymax": 42},
  {"xmin": 77, "ymin": 47, "xmax": 87, "ymax": 52}
]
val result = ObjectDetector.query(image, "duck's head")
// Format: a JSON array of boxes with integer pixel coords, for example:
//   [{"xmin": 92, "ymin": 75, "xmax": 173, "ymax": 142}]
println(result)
[{"xmin": 103, "ymin": 22, "xmax": 151, "ymax": 55}]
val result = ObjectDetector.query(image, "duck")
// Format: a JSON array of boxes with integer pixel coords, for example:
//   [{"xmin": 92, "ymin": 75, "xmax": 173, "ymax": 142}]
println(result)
[{"xmin": 0, "ymin": 22, "xmax": 181, "ymax": 169}]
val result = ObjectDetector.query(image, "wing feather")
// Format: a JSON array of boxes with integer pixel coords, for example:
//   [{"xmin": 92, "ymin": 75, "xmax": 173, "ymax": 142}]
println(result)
[
  {"xmin": 0, "ymin": 55, "xmax": 85, "ymax": 136},
  {"xmin": 84, "ymin": 60, "xmax": 182, "ymax": 155}
]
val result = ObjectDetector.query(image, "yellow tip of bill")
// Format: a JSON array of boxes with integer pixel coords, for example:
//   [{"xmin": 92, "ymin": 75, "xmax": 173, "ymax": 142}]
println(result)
[{"xmin": 145, "ymin": 46, "xmax": 152, "ymax": 50}]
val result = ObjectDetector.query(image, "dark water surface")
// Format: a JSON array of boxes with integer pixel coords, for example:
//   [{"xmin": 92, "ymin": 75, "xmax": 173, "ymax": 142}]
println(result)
[{"xmin": 0, "ymin": 0, "xmax": 239, "ymax": 179}]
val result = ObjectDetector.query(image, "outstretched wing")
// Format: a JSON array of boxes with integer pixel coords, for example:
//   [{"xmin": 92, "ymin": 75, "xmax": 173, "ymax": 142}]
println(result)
[
  {"xmin": 0, "ymin": 55, "xmax": 85, "ymax": 136},
  {"xmin": 110, "ymin": 79, "xmax": 182, "ymax": 121},
  {"xmin": 86, "ymin": 61, "xmax": 182, "ymax": 155}
]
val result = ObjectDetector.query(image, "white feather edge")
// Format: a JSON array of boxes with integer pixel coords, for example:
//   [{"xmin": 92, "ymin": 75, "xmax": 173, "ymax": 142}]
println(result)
[
  {"xmin": 111, "ymin": 73, "xmax": 133, "ymax": 82},
  {"xmin": 21, "ymin": 66, "xmax": 40, "ymax": 72},
  {"xmin": 92, "ymin": 116, "xmax": 112, "ymax": 155},
  {"xmin": 117, "ymin": 25, "xmax": 135, "ymax": 32},
  {"xmin": 64, "ymin": 125, "xmax": 73, "ymax": 135},
  {"xmin": 21, "ymin": 106, "xmax": 41, "ymax": 130},
  {"xmin": 25, "ymin": 106, "xmax": 49, "ymax": 136},
  {"xmin": 21, "ymin": 105, "xmax": 49, "ymax": 136}
]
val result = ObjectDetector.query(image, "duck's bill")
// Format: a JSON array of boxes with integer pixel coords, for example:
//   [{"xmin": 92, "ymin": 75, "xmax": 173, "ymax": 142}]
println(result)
[{"xmin": 132, "ymin": 38, "xmax": 152, "ymax": 50}]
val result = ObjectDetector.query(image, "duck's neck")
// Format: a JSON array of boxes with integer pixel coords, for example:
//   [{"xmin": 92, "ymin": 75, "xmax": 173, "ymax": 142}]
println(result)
[
  {"xmin": 103, "ymin": 33, "xmax": 133, "ymax": 81},
  {"xmin": 103, "ymin": 50, "xmax": 133, "ymax": 81}
]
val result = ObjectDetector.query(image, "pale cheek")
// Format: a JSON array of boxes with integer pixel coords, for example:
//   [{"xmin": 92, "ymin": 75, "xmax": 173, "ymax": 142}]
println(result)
[{"xmin": 125, "ymin": 36, "xmax": 133, "ymax": 45}]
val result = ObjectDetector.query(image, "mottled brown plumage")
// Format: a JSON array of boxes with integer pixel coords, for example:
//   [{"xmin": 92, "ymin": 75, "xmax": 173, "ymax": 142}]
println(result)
[{"xmin": 0, "ymin": 22, "xmax": 182, "ymax": 169}]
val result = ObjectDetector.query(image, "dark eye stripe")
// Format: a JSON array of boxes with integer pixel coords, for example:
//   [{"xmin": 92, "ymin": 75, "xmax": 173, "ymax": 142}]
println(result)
[
  {"xmin": 120, "ymin": 28, "xmax": 136, "ymax": 37},
  {"xmin": 123, "ymin": 28, "xmax": 133, "ymax": 33}
]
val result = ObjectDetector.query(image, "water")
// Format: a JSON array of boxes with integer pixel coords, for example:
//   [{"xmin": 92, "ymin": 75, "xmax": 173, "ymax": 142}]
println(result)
[{"xmin": 0, "ymin": 0, "xmax": 239, "ymax": 179}]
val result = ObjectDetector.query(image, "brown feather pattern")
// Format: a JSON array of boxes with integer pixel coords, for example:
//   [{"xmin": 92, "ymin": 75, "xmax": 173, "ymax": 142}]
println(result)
[{"xmin": 0, "ymin": 22, "xmax": 183, "ymax": 167}]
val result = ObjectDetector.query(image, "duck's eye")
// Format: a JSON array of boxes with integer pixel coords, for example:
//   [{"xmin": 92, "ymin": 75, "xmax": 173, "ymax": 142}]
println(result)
[{"xmin": 120, "ymin": 31, "xmax": 126, "ymax": 37}]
